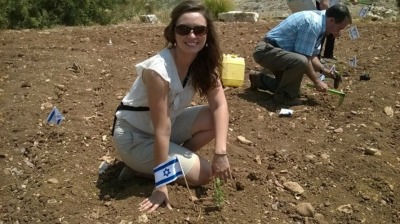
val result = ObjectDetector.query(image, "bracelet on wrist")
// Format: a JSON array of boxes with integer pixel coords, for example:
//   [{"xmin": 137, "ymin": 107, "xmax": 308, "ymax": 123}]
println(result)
[{"xmin": 214, "ymin": 153, "xmax": 227, "ymax": 156}]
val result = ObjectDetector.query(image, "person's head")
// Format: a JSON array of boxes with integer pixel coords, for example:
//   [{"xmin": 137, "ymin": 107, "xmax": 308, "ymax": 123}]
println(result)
[
  {"xmin": 164, "ymin": 0, "xmax": 222, "ymax": 96},
  {"xmin": 325, "ymin": 4, "xmax": 352, "ymax": 38}
]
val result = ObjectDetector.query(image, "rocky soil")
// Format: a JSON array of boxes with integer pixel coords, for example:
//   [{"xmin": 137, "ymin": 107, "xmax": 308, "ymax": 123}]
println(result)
[{"xmin": 0, "ymin": 1, "xmax": 399, "ymax": 224}]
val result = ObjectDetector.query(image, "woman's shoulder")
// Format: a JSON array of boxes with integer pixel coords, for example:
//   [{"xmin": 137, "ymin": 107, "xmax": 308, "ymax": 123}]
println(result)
[
  {"xmin": 135, "ymin": 48, "xmax": 175, "ymax": 83},
  {"xmin": 137, "ymin": 48, "xmax": 173, "ymax": 67}
]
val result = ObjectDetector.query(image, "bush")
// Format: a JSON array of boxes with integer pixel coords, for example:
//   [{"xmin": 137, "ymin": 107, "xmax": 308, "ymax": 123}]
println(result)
[
  {"xmin": 0, "ymin": 0, "xmax": 184, "ymax": 29},
  {"xmin": 0, "ymin": 0, "xmax": 234, "ymax": 29},
  {"xmin": 203, "ymin": 0, "xmax": 235, "ymax": 19},
  {"xmin": 0, "ymin": 0, "xmax": 119, "ymax": 29}
]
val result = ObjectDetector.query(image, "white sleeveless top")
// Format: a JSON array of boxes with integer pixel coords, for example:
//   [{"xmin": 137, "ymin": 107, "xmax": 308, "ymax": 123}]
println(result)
[{"xmin": 116, "ymin": 48, "xmax": 196, "ymax": 134}]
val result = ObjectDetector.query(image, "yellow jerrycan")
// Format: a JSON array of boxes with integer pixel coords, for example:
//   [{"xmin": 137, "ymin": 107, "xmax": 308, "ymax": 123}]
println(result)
[{"xmin": 221, "ymin": 54, "xmax": 245, "ymax": 87}]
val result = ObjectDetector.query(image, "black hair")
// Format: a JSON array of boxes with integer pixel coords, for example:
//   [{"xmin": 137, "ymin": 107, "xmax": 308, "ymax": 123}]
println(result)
[{"xmin": 326, "ymin": 4, "xmax": 352, "ymax": 24}]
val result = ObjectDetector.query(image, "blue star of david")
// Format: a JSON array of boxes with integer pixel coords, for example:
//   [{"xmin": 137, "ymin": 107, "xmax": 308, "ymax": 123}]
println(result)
[{"xmin": 163, "ymin": 168, "xmax": 171, "ymax": 177}]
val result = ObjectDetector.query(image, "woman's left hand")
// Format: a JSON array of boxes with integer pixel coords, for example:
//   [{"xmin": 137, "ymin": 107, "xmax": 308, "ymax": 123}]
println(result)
[
  {"xmin": 211, "ymin": 154, "xmax": 232, "ymax": 182},
  {"xmin": 139, "ymin": 185, "xmax": 172, "ymax": 213}
]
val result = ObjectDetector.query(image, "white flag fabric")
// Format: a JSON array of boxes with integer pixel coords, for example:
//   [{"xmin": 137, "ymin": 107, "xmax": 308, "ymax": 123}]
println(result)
[
  {"xmin": 153, "ymin": 156, "xmax": 184, "ymax": 189},
  {"xmin": 349, "ymin": 26, "xmax": 360, "ymax": 40},
  {"xmin": 47, "ymin": 106, "xmax": 64, "ymax": 125},
  {"xmin": 348, "ymin": 56, "xmax": 357, "ymax": 67},
  {"xmin": 358, "ymin": 6, "xmax": 369, "ymax": 18},
  {"xmin": 330, "ymin": 65, "xmax": 336, "ymax": 73}
]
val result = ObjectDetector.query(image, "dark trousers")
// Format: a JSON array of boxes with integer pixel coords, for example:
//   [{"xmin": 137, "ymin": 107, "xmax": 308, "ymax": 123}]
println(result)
[
  {"xmin": 253, "ymin": 41, "xmax": 308, "ymax": 97},
  {"xmin": 316, "ymin": 1, "xmax": 335, "ymax": 58}
]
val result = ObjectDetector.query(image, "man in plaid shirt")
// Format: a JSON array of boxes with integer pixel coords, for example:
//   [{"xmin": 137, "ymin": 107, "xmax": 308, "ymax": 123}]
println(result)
[{"xmin": 250, "ymin": 4, "xmax": 351, "ymax": 106}]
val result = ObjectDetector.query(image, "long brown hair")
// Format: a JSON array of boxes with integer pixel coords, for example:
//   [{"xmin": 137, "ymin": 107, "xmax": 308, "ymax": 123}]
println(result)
[{"xmin": 164, "ymin": 0, "xmax": 222, "ymax": 97}]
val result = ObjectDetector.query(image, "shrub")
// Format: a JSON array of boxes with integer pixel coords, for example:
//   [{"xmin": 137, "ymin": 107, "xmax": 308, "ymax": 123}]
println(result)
[
  {"xmin": 0, "ymin": 0, "xmax": 119, "ymax": 29},
  {"xmin": 203, "ymin": 0, "xmax": 235, "ymax": 19},
  {"xmin": 0, "ymin": 0, "xmax": 180, "ymax": 29},
  {"xmin": 0, "ymin": 0, "xmax": 227, "ymax": 29}
]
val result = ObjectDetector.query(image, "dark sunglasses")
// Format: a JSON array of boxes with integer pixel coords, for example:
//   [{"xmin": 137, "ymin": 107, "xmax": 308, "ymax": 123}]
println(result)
[{"xmin": 175, "ymin": 25, "xmax": 208, "ymax": 36}]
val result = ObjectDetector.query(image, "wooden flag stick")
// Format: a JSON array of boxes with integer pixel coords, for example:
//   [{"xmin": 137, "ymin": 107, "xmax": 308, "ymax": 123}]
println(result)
[{"xmin": 176, "ymin": 157, "xmax": 197, "ymax": 210}]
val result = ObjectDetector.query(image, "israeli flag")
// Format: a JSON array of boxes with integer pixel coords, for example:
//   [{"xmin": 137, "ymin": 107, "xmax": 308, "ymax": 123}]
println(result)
[
  {"xmin": 330, "ymin": 65, "xmax": 336, "ymax": 73},
  {"xmin": 349, "ymin": 26, "xmax": 360, "ymax": 40},
  {"xmin": 154, "ymin": 156, "xmax": 184, "ymax": 189},
  {"xmin": 349, "ymin": 56, "xmax": 357, "ymax": 67},
  {"xmin": 358, "ymin": 6, "xmax": 369, "ymax": 18},
  {"xmin": 47, "ymin": 106, "xmax": 64, "ymax": 125}
]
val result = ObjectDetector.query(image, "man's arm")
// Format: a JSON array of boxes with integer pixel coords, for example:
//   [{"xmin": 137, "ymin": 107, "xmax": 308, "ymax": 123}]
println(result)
[
  {"xmin": 305, "ymin": 56, "xmax": 328, "ymax": 92},
  {"xmin": 311, "ymin": 56, "xmax": 337, "ymax": 79}
]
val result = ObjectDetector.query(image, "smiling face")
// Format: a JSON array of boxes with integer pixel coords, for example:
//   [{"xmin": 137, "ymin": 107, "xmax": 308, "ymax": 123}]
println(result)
[
  {"xmin": 174, "ymin": 12, "xmax": 207, "ymax": 55},
  {"xmin": 326, "ymin": 16, "xmax": 350, "ymax": 38}
]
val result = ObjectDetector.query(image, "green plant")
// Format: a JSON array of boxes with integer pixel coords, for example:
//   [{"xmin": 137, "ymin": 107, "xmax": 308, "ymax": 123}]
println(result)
[
  {"xmin": 213, "ymin": 178, "xmax": 225, "ymax": 207},
  {"xmin": 203, "ymin": 0, "xmax": 235, "ymax": 19}
]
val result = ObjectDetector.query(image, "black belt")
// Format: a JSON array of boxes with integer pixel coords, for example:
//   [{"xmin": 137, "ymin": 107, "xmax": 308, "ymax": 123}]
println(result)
[
  {"xmin": 111, "ymin": 102, "xmax": 149, "ymax": 136},
  {"xmin": 265, "ymin": 38, "xmax": 280, "ymax": 48}
]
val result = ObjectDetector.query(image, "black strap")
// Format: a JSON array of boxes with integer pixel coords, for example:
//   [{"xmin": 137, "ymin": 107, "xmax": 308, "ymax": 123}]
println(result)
[
  {"xmin": 112, "ymin": 67, "xmax": 191, "ymax": 136},
  {"xmin": 182, "ymin": 64, "xmax": 192, "ymax": 88},
  {"xmin": 111, "ymin": 102, "xmax": 149, "ymax": 136}
]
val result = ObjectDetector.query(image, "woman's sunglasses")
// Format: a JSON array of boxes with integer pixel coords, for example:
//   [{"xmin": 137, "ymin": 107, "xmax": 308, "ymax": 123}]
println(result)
[{"xmin": 175, "ymin": 25, "xmax": 208, "ymax": 36}]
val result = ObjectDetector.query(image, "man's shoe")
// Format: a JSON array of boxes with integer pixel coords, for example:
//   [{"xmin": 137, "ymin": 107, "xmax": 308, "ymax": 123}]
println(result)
[
  {"xmin": 249, "ymin": 70, "xmax": 260, "ymax": 91},
  {"xmin": 273, "ymin": 93, "xmax": 302, "ymax": 107},
  {"xmin": 324, "ymin": 55, "xmax": 337, "ymax": 60},
  {"xmin": 260, "ymin": 74, "xmax": 278, "ymax": 93}
]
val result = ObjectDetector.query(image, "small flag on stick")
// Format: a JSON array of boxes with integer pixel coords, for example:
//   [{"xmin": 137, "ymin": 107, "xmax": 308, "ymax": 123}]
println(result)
[
  {"xmin": 330, "ymin": 65, "xmax": 336, "ymax": 73},
  {"xmin": 358, "ymin": 6, "xmax": 369, "ymax": 18},
  {"xmin": 47, "ymin": 106, "xmax": 64, "ymax": 125},
  {"xmin": 349, "ymin": 26, "xmax": 360, "ymax": 40},
  {"xmin": 348, "ymin": 56, "xmax": 357, "ymax": 67},
  {"xmin": 154, "ymin": 156, "xmax": 184, "ymax": 189}
]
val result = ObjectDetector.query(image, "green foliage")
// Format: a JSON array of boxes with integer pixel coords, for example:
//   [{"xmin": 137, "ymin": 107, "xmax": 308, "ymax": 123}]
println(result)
[
  {"xmin": 203, "ymin": 0, "xmax": 235, "ymax": 19},
  {"xmin": 213, "ymin": 178, "xmax": 225, "ymax": 207},
  {"xmin": 0, "ymin": 0, "xmax": 183, "ymax": 29},
  {"xmin": 0, "ymin": 0, "xmax": 116, "ymax": 29}
]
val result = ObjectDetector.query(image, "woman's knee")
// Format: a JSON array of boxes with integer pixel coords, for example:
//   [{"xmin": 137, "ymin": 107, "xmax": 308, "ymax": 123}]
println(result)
[
  {"xmin": 186, "ymin": 157, "xmax": 212, "ymax": 186},
  {"xmin": 193, "ymin": 106, "xmax": 214, "ymax": 132}
]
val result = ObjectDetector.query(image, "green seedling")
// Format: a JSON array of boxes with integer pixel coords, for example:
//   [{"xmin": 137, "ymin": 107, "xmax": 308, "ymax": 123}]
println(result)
[
  {"xmin": 306, "ymin": 83, "xmax": 346, "ymax": 107},
  {"xmin": 213, "ymin": 178, "xmax": 225, "ymax": 207}
]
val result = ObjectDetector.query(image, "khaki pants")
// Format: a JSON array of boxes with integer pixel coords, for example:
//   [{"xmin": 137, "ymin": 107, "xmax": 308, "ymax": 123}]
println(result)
[
  {"xmin": 253, "ymin": 41, "xmax": 308, "ymax": 97},
  {"xmin": 113, "ymin": 105, "xmax": 205, "ymax": 175}
]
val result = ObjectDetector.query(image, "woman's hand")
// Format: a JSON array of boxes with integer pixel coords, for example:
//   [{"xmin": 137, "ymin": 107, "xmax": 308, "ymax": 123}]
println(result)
[
  {"xmin": 212, "ymin": 154, "xmax": 232, "ymax": 182},
  {"xmin": 139, "ymin": 185, "xmax": 172, "ymax": 213}
]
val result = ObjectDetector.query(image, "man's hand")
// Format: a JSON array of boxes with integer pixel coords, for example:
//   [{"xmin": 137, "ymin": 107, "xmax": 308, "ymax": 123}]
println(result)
[
  {"xmin": 322, "ymin": 69, "xmax": 342, "ymax": 89},
  {"xmin": 139, "ymin": 185, "xmax": 172, "ymax": 213},
  {"xmin": 315, "ymin": 79, "xmax": 329, "ymax": 92},
  {"xmin": 322, "ymin": 68, "xmax": 336, "ymax": 79}
]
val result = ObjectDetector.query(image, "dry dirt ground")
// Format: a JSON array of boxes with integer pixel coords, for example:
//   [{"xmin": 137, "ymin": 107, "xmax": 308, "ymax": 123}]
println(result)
[{"xmin": 1, "ymin": 12, "xmax": 400, "ymax": 224}]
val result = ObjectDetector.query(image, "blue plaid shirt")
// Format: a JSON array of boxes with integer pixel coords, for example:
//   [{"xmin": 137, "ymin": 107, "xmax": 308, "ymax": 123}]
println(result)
[{"xmin": 266, "ymin": 10, "xmax": 326, "ymax": 57}]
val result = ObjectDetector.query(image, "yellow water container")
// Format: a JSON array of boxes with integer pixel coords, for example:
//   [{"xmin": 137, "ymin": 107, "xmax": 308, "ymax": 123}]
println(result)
[{"xmin": 221, "ymin": 54, "xmax": 245, "ymax": 87}]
